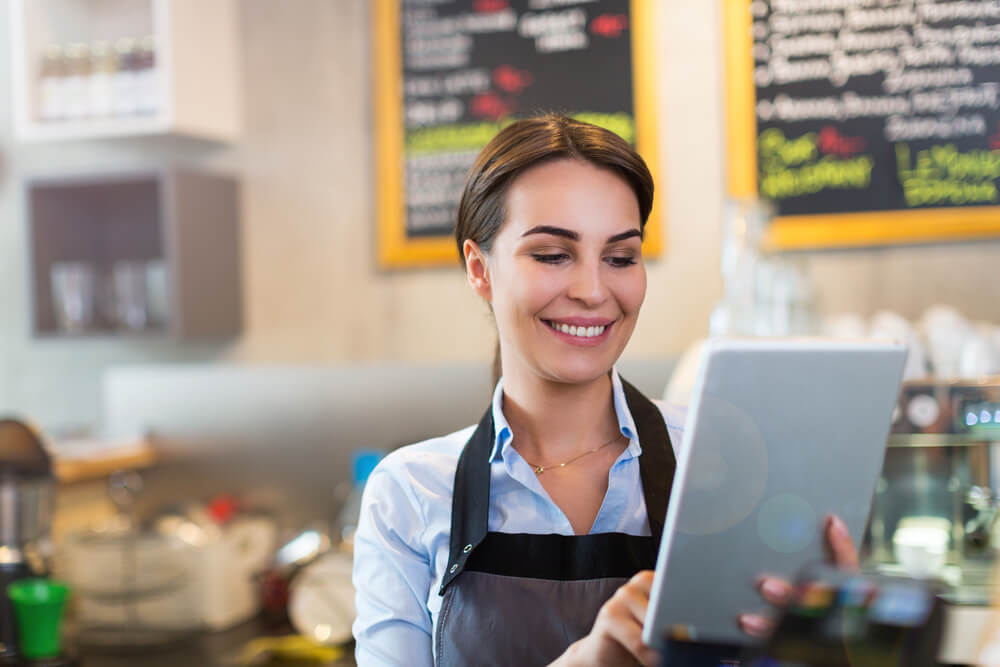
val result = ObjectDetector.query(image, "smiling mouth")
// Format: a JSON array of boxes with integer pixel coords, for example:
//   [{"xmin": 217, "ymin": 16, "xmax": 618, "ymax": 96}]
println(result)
[{"xmin": 543, "ymin": 320, "xmax": 610, "ymax": 339}]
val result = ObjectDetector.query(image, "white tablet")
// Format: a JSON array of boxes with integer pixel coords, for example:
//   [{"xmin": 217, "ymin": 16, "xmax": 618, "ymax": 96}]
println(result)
[{"xmin": 643, "ymin": 338, "xmax": 906, "ymax": 646}]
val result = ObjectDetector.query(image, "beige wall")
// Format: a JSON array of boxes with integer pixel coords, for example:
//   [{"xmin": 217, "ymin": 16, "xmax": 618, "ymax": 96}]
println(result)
[
  {"xmin": 225, "ymin": 0, "xmax": 725, "ymax": 365},
  {"xmin": 1, "ymin": 0, "xmax": 998, "ymax": 432}
]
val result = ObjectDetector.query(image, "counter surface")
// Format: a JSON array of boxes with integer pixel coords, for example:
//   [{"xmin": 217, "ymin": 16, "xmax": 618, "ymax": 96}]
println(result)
[{"xmin": 69, "ymin": 617, "xmax": 356, "ymax": 667}]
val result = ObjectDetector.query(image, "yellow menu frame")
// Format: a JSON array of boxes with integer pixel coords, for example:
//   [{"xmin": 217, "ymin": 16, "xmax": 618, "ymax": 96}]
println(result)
[
  {"xmin": 374, "ymin": 0, "xmax": 664, "ymax": 268},
  {"xmin": 724, "ymin": 0, "xmax": 1000, "ymax": 250}
]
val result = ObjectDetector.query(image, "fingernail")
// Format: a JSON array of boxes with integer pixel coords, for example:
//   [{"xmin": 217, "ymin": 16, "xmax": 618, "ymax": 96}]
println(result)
[
  {"xmin": 761, "ymin": 578, "xmax": 787, "ymax": 601},
  {"xmin": 739, "ymin": 614, "xmax": 770, "ymax": 636},
  {"xmin": 828, "ymin": 515, "xmax": 848, "ymax": 538}
]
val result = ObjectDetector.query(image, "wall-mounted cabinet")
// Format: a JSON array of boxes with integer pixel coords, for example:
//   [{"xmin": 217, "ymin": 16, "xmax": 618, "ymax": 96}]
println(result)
[
  {"xmin": 28, "ymin": 170, "xmax": 242, "ymax": 340},
  {"xmin": 8, "ymin": 0, "xmax": 242, "ymax": 142}
]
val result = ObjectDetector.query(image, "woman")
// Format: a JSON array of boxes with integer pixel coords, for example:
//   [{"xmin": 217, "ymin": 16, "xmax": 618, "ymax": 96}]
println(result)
[{"xmin": 352, "ymin": 114, "xmax": 857, "ymax": 666}]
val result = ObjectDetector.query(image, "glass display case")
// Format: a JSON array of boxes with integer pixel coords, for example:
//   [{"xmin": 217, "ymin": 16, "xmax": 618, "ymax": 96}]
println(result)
[{"xmin": 864, "ymin": 379, "xmax": 1000, "ymax": 662}]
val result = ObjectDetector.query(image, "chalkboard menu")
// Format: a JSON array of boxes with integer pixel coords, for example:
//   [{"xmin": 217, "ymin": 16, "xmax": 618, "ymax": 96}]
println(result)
[
  {"xmin": 374, "ymin": 0, "xmax": 661, "ymax": 268},
  {"xmin": 725, "ymin": 0, "xmax": 1000, "ymax": 249}
]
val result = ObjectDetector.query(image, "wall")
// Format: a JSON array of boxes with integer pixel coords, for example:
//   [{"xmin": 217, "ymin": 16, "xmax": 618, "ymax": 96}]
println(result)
[{"xmin": 0, "ymin": 0, "xmax": 997, "ymax": 433}]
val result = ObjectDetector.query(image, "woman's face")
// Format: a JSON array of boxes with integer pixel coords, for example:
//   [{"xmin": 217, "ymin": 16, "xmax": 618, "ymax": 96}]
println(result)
[{"xmin": 465, "ymin": 158, "xmax": 646, "ymax": 386}]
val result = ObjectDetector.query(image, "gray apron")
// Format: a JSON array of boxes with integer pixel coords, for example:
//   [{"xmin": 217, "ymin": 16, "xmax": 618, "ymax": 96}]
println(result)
[{"xmin": 434, "ymin": 380, "xmax": 675, "ymax": 667}]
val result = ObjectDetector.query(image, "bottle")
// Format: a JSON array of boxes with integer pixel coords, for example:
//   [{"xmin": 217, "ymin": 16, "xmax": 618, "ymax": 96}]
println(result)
[
  {"xmin": 63, "ymin": 43, "xmax": 91, "ymax": 120},
  {"xmin": 38, "ymin": 45, "xmax": 66, "ymax": 122},
  {"xmin": 336, "ymin": 450, "xmax": 383, "ymax": 552},
  {"xmin": 134, "ymin": 36, "xmax": 159, "ymax": 115},
  {"xmin": 88, "ymin": 41, "xmax": 115, "ymax": 118},
  {"xmin": 112, "ymin": 38, "xmax": 138, "ymax": 116},
  {"xmin": 711, "ymin": 198, "xmax": 769, "ymax": 336}
]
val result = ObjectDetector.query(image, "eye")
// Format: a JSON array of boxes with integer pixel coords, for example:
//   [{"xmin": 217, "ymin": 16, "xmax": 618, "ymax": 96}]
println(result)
[
  {"xmin": 532, "ymin": 253, "xmax": 569, "ymax": 264},
  {"xmin": 605, "ymin": 255, "xmax": 637, "ymax": 268}
]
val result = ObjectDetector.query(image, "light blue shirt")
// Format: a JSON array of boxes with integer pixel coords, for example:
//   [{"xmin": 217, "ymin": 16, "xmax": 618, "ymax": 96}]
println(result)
[{"xmin": 352, "ymin": 370, "xmax": 686, "ymax": 666}]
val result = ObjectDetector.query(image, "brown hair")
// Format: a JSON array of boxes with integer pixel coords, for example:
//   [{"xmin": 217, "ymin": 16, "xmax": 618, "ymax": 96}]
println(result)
[
  {"xmin": 455, "ymin": 113, "xmax": 654, "ymax": 265},
  {"xmin": 454, "ymin": 113, "xmax": 655, "ymax": 382}
]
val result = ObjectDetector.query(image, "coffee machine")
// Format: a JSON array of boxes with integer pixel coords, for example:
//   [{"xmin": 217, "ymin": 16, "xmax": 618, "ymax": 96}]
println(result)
[
  {"xmin": 864, "ymin": 379, "xmax": 1000, "ymax": 665},
  {"xmin": 0, "ymin": 419, "xmax": 55, "ymax": 663}
]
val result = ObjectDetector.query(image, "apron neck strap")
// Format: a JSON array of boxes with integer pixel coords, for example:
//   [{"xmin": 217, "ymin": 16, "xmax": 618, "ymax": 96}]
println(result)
[
  {"xmin": 440, "ymin": 406, "xmax": 494, "ymax": 594},
  {"xmin": 621, "ymin": 379, "xmax": 676, "ymax": 544}
]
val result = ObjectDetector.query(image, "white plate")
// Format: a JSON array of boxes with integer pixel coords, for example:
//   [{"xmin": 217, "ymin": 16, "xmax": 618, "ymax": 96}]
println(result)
[{"xmin": 288, "ymin": 551, "xmax": 355, "ymax": 645}]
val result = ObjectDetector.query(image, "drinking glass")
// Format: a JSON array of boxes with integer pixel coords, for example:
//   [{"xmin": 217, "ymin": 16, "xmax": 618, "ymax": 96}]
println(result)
[
  {"xmin": 110, "ymin": 261, "xmax": 149, "ymax": 331},
  {"xmin": 50, "ymin": 262, "xmax": 96, "ymax": 333}
]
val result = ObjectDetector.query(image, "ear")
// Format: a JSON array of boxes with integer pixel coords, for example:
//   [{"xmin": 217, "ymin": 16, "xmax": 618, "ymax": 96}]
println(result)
[{"xmin": 463, "ymin": 239, "xmax": 492, "ymax": 302}]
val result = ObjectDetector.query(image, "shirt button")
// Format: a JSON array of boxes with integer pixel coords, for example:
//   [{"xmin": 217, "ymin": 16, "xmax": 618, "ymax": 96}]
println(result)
[
  {"xmin": 449, "ymin": 564, "xmax": 458, "ymax": 573},
  {"xmin": 463, "ymin": 544, "xmax": 472, "ymax": 553}
]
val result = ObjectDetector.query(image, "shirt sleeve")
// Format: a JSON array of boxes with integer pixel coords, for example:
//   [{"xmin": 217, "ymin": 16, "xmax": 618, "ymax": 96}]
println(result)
[{"xmin": 352, "ymin": 463, "xmax": 435, "ymax": 667}]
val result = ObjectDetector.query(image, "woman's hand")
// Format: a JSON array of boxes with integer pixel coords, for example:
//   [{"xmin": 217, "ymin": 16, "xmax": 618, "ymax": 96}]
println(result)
[
  {"xmin": 552, "ymin": 571, "xmax": 661, "ymax": 667},
  {"xmin": 554, "ymin": 514, "xmax": 860, "ymax": 664},
  {"xmin": 738, "ymin": 514, "xmax": 860, "ymax": 637}
]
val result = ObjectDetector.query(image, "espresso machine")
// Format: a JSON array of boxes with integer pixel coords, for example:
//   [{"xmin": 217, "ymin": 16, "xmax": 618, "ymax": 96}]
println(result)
[
  {"xmin": 0, "ymin": 419, "xmax": 56, "ymax": 663},
  {"xmin": 864, "ymin": 379, "xmax": 1000, "ymax": 665}
]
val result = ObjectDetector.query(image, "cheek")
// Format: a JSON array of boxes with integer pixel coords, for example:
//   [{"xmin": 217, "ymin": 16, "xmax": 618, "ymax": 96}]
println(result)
[
  {"xmin": 635, "ymin": 269, "xmax": 647, "ymax": 309},
  {"xmin": 508, "ymin": 264, "xmax": 559, "ymax": 315},
  {"xmin": 489, "ymin": 262, "xmax": 550, "ymax": 332},
  {"xmin": 617, "ymin": 268, "xmax": 647, "ymax": 315}
]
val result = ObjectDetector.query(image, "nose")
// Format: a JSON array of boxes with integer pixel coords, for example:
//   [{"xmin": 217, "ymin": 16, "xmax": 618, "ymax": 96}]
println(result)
[{"xmin": 566, "ymin": 258, "xmax": 608, "ymax": 306}]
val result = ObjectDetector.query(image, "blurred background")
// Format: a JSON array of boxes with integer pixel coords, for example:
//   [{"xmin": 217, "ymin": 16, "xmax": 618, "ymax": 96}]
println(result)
[{"xmin": 1, "ymin": 1, "xmax": 1000, "ymax": 665}]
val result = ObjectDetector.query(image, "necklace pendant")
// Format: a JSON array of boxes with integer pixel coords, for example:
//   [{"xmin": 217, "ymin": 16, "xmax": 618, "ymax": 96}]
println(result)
[{"xmin": 534, "ymin": 465, "xmax": 545, "ymax": 475}]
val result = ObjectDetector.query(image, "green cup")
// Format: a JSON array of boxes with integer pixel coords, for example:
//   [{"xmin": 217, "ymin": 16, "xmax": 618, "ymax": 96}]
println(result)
[{"xmin": 6, "ymin": 578, "xmax": 69, "ymax": 659}]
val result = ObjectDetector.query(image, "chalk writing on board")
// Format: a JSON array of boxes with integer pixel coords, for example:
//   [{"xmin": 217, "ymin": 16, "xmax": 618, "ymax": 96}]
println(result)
[
  {"xmin": 896, "ymin": 143, "xmax": 1000, "ymax": 206},
  {"xmin": 758, "ymin": 127, "xmax": 873, "ymax": 201},
  {"xmin": 751, "ymin": 0, "xmax": 1000, "ymax": 216},
  {"xmin": 401, "ymin": 0, "xmax": 634, "ymax": 237}
]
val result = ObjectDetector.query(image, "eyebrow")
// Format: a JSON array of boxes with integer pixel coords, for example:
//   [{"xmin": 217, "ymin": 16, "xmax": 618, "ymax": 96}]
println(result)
[
  {"xmin": 607, "ymin": 229, "xmax": 642, "ymax": 244},
  {"xmin": 521, "ymin": 225, "xmax": 642, "ymax": 244}
]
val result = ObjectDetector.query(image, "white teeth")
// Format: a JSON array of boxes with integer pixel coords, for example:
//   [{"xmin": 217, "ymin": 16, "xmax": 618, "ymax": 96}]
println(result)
[{"xmin": 549, "ymin": 321, "xmax": 607, "ymax": 338}]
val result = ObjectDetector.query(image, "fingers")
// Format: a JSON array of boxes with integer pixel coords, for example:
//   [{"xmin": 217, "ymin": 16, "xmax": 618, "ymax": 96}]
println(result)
[
  {"xmin": 757, "ymin": 576, "xmax": 793, "ymax": 606},
  {"xmin": 738, "ymin": 613, "xmax": 773, "ymax": 638},
  {"xmin": 825, "ymin": 514, "xmax": 860, "ymax": 570},
  {"xmin": 630, "ymin": 569, "xmax": 655, "ymax": 589},
  {"xmin": 594, "ymin": 606, "xmax": 660, "ymax": 667},
  {"xmin": 606, "ymin": 571, "xmax": 655, "ymax": 622},
  {"xmin": 593, "ymin": 571, "xmax": 660, "ymax": 667},
  {"xmin": 625, "ymin": 570, "xmax": 655, "ymax": 601},
  {"xmin": 744, "ymin": 577, "xmax": 784, "ymax": 639},
  {"xmin": 740, "ymin": 516, "xmax": 858, "ymax": 642}
]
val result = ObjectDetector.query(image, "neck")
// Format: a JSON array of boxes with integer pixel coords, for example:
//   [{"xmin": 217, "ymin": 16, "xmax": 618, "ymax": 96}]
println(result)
[{"xmin": 500, "ymin": 363, "xmax": 621, "ymax": 465}]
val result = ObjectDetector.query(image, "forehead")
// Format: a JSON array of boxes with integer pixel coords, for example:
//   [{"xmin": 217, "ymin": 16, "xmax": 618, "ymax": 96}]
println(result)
[{"xmin": 501, "ymin": 159, "xmax": 641, "ymax": 235}]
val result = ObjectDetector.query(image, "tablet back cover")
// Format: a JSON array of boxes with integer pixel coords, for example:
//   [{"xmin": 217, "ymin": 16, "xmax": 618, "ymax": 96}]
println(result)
[{"xmin": 644, "ymin": 339, "xmax": 906, "ymax": 645}]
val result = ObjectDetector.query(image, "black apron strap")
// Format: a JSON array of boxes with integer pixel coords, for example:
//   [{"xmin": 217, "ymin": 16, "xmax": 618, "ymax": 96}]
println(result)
[
  {"xmin": 439, "ymin": 406, "xmax": 493, "ymax": 594},
  {"xmin": 621, "ymin": 379, "xmax": 677, "ymax": 544}
]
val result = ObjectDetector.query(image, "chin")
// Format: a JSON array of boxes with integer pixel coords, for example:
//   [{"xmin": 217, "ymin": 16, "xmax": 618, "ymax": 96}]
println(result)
[{"xmin": 542, "ymin": 355, "xmax": 618, "ymax": 386}]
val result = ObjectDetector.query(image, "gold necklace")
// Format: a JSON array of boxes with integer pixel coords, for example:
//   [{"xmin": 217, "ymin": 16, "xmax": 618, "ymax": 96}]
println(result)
[{"xmin": 521, "ymin": 433, "xmax": 624, "ymax": 475}]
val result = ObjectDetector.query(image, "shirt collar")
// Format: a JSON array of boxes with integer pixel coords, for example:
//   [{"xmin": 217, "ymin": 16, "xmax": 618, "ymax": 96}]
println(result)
[
  {"xmin": 487, "ymin": 367, "xmax": 642, "ymax": 462},
  {"xmin": 488, "ymin": 378, "xmax": 513, "ymax": 462}
]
